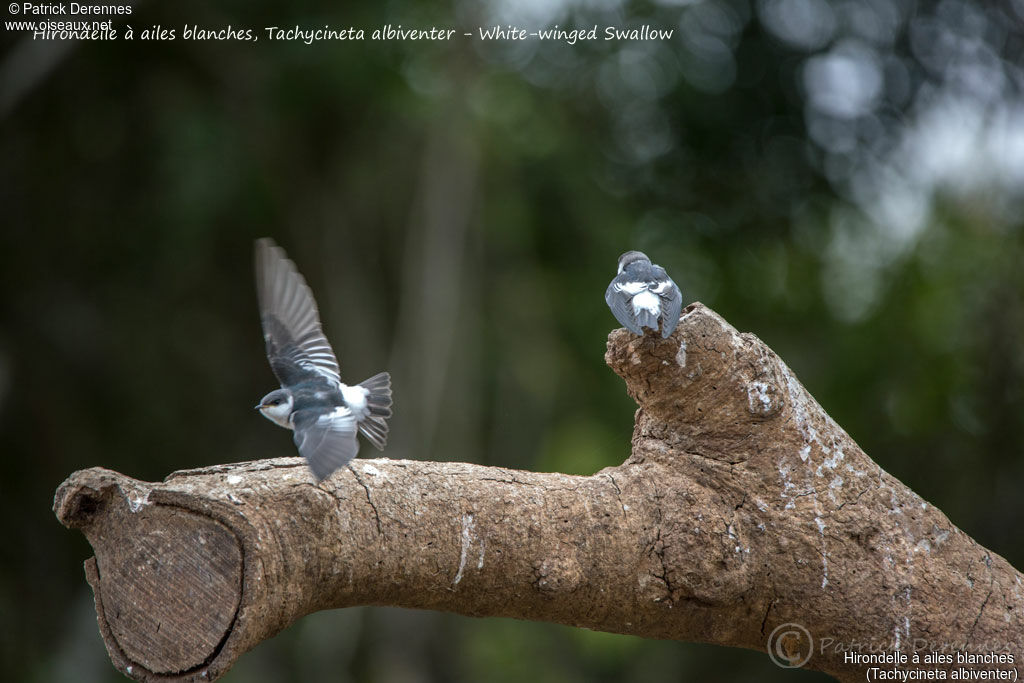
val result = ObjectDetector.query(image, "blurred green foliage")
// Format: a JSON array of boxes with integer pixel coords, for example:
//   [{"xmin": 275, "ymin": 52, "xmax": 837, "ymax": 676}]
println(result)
[{"xmin": 1, "ymin": 0, "xmax": 1021, "ymax": 680}]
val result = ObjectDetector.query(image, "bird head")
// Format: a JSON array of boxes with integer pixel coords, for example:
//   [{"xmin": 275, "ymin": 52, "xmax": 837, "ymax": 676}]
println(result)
[
  {"xmin": 617, "ymin": 250, "xmax": 651, "ymax": 274},
  {"xmin": 256, "ymin": 389, "xmax": 294, "ymax": 428}
]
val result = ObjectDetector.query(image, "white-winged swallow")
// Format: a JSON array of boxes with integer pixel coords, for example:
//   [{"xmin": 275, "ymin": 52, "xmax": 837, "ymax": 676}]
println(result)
[
  {"xmin": 605, "ymin": 250, "xmax": 684, "ymax": 338},
  {"xmin": 254, "ymin": 238, "xmax": 392, "ymax": 481}
]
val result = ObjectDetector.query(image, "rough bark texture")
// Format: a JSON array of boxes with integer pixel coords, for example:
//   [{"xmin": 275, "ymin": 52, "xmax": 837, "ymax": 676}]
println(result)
[{"xmin": 53, "ymin": 303, "xmax": 1023, "ymax": 682}]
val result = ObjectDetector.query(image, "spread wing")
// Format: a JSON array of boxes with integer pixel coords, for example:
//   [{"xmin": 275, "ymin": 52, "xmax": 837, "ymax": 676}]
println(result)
[
  {"xmin": 292, "ymin": 408, "xmax": 359, "ymax": 481},
  {"xmin": 255, "ymin": 238, "xmax": 341, "ymax": 387},
  {"xmin": 605, "ymin": 275, "xmax": 644, "ymax": 335}
]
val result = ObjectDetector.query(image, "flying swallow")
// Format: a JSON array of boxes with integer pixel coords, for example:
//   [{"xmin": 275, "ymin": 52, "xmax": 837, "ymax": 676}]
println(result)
[
  {"xmin": 605, "ymin": 250, "xmax": 683, "ymax": 338},
  {"xmin": 254, "ymin": 238, "xmax": 392, "ymax": 481}
]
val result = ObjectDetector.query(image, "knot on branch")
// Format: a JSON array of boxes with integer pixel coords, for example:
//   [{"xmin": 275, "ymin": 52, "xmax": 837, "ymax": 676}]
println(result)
[{"xmin": 55, "ymin": 468, "xmax": 152, "ymax": 530}]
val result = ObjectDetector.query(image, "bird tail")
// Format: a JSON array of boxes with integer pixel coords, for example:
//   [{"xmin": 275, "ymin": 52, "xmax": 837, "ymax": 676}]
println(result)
[
  {"xmin": 635, "ymin": 307, "xmax": 659, "ymax": 333},
  {"xmin": 357, "ymin": 372, "xmax": 392, "ymax": 450}
]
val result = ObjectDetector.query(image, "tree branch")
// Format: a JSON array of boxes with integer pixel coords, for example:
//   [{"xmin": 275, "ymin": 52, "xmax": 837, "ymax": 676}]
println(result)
[{"xmin": 53, "ymin": 303, "xmax": 1024, "ymax": 682}]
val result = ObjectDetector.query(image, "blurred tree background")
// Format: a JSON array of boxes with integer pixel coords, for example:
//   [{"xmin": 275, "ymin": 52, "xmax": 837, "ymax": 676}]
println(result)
[{"xmin": 1, "ymin": 0, "xmax": 1022, "ymax": 680}]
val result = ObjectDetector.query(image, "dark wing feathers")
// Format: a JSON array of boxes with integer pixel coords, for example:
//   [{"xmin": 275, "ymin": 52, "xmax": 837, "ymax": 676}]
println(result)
[
  {"xmin": 653, "ymin": 266, "xmax": 684, "ymax": 338},
  {"xmin": 292, "ymin": 409, "xmax": 359, "ymax": 482},
  {"xmin": 605, "ymin": 278, "xmax": 643, "ymax": 335},
  {"xmin": 658, "ymin": 283, "xmax": 684, "ymax": 337},
  {"xmin": 255, "ymin": 238, "xmax": 341, "ymax": 387}
]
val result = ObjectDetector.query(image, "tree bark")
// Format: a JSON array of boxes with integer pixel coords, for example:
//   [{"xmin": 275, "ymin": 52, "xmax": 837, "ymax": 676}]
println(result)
[{"xmin": 53, "ymin": 303, "xmax": 1024, "ymax": 682}]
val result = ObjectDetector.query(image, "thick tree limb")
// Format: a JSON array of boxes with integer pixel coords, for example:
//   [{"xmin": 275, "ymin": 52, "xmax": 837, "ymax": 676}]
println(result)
[{"xmin": 54, "ymin": 303, "xmax": 1023, "ymax": 682}]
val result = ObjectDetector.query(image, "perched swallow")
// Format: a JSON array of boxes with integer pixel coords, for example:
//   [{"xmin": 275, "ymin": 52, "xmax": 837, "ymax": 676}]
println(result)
[
  {"xmin": 254, "ymin": 238, "xmax": 392, "ymax": 481},
  {"xmin": 605, "ymin": 250, "xmax": 684, "ymax": 338}
]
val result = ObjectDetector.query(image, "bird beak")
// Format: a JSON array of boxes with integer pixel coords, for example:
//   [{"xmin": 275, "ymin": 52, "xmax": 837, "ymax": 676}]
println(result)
[{"xmin": 254, "ymin": 404, "xmax": 263, "ymax": 410}]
